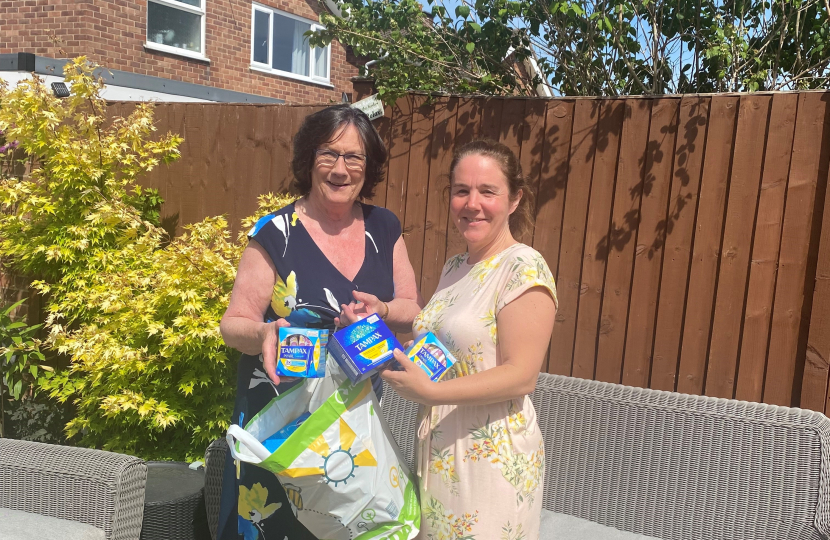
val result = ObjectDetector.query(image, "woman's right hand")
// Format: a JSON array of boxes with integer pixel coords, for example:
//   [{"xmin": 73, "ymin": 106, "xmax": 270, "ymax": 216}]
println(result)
[
  {"xmin": 334, "ymin": 291, "xmax": 385, "ymax": 328},
  {"xmin": 261, "ymin": 318, "xmax": 297, "ymax": 385}
]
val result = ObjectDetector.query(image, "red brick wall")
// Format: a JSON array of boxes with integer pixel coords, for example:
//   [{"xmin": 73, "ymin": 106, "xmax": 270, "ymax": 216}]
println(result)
[{"xmin": 0, "ymin": 0, "xmax": 361, "ymax": 104}]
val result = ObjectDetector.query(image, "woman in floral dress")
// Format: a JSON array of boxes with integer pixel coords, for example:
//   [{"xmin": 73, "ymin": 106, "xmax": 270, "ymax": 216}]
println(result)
[{"xmin": 381, "ymin": 139, "xmax": 558, "ymax": 540}]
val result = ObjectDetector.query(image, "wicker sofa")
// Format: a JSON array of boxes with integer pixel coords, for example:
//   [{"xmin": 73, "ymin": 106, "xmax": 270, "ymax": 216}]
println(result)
[
  {"xmin": 204, "ymin": 373, "xmax": 830, "ymax": 540},
  {"xmin": 0, "ymin": 439, "xmax": 147, "ymax": 540}
]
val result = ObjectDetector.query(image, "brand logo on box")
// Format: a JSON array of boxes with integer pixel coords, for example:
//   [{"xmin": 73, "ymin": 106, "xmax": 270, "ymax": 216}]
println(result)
[{"xmin": 355, "ymin": 332, "xmax": 383, "ymax": 351}]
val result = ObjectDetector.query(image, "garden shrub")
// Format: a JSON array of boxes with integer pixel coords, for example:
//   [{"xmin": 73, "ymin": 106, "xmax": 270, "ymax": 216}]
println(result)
[{"xmin": 0, "ymin": 57, "xmax": 294, "ymax": 460}]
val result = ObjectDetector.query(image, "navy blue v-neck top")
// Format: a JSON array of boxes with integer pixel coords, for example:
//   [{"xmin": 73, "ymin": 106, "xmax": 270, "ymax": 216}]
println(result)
[{"xmin": 248, "ymin": 201, "xmax": 401, "ymax": 330}]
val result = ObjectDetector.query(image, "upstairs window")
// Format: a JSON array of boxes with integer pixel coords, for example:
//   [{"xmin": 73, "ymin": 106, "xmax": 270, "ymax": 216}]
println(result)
[
  {"xmin": 146, "ymin": 0, "xmax": 207, "ymax": 60},
  {"xmin": 250, "ymin": 4, "xmax": 330, "ymax": 84}
]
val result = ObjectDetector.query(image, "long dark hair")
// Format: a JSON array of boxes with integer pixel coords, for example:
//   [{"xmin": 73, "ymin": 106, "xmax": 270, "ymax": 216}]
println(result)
[{"xmin": 291, "ymin": 105, "xmax": 387, "ymax": 199}]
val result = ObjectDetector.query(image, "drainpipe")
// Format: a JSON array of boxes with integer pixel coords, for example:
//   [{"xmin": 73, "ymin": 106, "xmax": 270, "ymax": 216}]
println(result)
[{"xmin": 362, "ymin": 53, "xmax": 390, "ymax": 74}]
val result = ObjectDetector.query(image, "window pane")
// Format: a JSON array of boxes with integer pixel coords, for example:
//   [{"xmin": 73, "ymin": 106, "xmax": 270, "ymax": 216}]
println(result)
[
  {"xmin": 313, "ymin": 45, "xmax": 327, "ymax": 78},
  {"xmin": 271, "ymin": 13, "xmax": 309, "ymax": 76},
  {"xmin": 148, "ymin": 2, "xmax": 202, "ymax": 53},
  {"xmin": 253, "ymin": 10, "xmax": 269, "ymax": 64}
]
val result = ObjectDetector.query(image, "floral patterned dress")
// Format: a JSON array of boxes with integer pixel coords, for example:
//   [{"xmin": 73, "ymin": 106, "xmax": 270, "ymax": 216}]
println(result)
[{"xmin": 412, "ymin": 243, "xmax": 557, "ymax": 540}]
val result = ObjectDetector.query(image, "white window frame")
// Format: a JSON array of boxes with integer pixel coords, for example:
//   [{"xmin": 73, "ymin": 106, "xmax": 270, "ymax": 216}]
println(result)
[
  {"xmin": 249, "ymin": 3, "xmax": 332, "ymax": 86},
  {"xmin": 145, "ymin": 0, "xmax": 209, "ymax": 62}
]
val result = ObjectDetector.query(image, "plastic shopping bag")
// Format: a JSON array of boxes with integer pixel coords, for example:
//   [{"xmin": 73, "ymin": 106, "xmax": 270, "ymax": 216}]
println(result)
[{"xmin": 227, "ymin": 358, "xmax": 420, "ymax": 540}]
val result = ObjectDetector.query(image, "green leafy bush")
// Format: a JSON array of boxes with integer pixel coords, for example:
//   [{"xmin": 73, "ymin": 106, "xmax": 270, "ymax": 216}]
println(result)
[
  {"xmin": 0, "ymin": 299, "xmax": 45, "ymax": 402},
  {"xmin": 0, "ymin": 298, "xmax": 50, "ymax": 439},
  {"xmin": 7, "ymin": 395, "xmax": 69, "ymax": 444},
  {"xmin": 0, "ymin": 58, "xmax": 294, "ymax": 460}
]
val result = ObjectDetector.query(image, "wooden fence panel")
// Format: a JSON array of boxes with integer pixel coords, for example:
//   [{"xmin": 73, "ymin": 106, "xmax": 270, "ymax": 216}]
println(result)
[
  {"xmin": 571, "ymin": 100, "xmax": 625, "ymax": 380},
  {"xmin": 118, "ymin": 91, "xmax": 830, "ymax": 411},
  {"xmin": 366, "ymin": 102, "xmax": 393, "ymax": 208},
  {"xmin": 621, "ymin": 97, "xmax": 680, "ymax": 388},
  {"xmin": 480, "ymin": 97, "xmax": 504, "ymax": 141},
  {"xmin": 804, "ymin": 161, "xmax": 830, "ymax": 413},
  {"xmin": 650, "ymin": 97, "xmax": 710, "ymax": 391},
  {"xmin": 547, "ymin": 99, "xmax": 600, "ymax": 376},
  {"xmin": 518, "ymin": 100, "xmax": 548, "ymax": 247},
  {"xmin": 498, "ymin": 97, "xmax": 526, "ymax": 154},
  {"xmin": 705, "ymin": 95, "xmax": 772, "ymax": 399},
  {"xmin": 159, "ymin": 104, "xmax": 186, "ymax": 212},
  {"xmin": 233, "ymin": 106, "xmax": 260, "ymax": 230},
  {"xmin": 384, "ymin": 97, "xmax": 414, "ymax": 224},
  {"xmin": 401, "ymin": 96, "xmax": 435, "ymax": 300},
  {"xmin": 420, "ymin": 97, "xmax": 457, "ymax": 300},
  {"xmin": 735, "ymin": 93, "xmax": 798, "ymax": 402},
  {"xmin": 532, "ymin": 101, "xmax": 574, "ymax": 283},
  {"xmin": 200, "ymin": 105, "xmax": 234, "ymax": 228},
  {"xmin": 765, "ymin": 92, "xmax": 830, "ymax": 406},
  {"xmin": 532, "ymin": 100, "xmax": 575, "ymax": 373},
  {"xmin": 595, "ymin": 99, "xmax": 652, "ymax": 384},
  {"xmin": 676, "ymin": 96, "xmax": 739, "ymax": 395}
]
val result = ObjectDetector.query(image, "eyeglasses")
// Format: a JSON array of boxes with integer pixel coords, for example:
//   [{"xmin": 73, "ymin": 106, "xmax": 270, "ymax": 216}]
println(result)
[{"xmin": 314, "ymin": 149, "xmax": 367, "ymax": 171}]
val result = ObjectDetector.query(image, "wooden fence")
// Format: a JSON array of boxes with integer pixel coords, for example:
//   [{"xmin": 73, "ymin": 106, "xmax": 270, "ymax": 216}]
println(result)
[{"xmin": 112, "ymin": 91, "xmax": 830, "ymax": 413}]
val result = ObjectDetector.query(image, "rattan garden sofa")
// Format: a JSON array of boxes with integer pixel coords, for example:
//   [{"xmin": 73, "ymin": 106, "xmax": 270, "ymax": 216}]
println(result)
[
  {"xmin": 0, "ymin": 438, "xmax": 147, "ymax": 540},
  {"xmin": 204, "ymin": 373, "xmax": 830, "ymax": 540}
]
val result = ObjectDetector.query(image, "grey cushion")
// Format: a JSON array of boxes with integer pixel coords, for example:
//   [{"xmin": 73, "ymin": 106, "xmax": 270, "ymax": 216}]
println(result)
[
  {"xmin": 541, "ymin": 509, "xmax": 662, "ymax": 540},
  {"xmin": 0, "ymin": 508, "xmax": 105, "ymax": 540}
]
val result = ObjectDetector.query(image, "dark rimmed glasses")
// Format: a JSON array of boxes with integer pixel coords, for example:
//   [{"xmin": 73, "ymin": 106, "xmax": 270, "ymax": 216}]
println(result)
[{"xmin": 314, "ymin": 149, "xmax": 367, "ymax": 171}]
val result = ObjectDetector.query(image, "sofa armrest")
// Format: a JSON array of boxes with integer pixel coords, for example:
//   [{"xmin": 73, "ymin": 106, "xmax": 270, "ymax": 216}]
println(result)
[
  {"xmin": 204, "ymin": 438, "xmax": 228, "ymax": 540},
  {"xmin": 0, "ymin": 439, "xmax": 147, "ymax": 540},
  {"xmin": 531, "ymin": 373, "xmax": 830, "ymax": 540}
]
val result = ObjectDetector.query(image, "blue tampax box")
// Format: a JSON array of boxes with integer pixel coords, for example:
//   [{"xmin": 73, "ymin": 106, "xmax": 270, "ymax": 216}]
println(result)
[
  {"xmin": 405, "ymin": 332, "xmax": 458, "ymax": 382},
  {"xmin": 276, "ymin": 327, "xmax": 328, "ymax": 378},
  {"xmin": 328, "ymin": 314, "xmax": 403, "ymax": 384},
  {"xmin": 262, "ymin": 411, "xmax": 311, "ymax": 452}
]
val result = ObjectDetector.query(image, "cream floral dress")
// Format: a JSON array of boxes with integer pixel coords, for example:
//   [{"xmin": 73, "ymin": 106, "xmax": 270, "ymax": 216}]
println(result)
[{"xmin": 412, "ymin": 243, "xmax": 558, "ymax": 540}]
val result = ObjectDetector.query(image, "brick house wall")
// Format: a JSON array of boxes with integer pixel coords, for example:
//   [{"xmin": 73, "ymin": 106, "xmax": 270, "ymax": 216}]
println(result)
[{"xmin": 0, "ymin": 0, "xmax": 362, "ymax": 104}]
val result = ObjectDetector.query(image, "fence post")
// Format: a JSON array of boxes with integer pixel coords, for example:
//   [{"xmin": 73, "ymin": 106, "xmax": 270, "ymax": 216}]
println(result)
[
  {"xmin": 802, "ymin": 165, "xmax": 830, "ymax": 412},
  {"xmin": 350, "ymin": 77, "xmax": 376, "ymax": 102}
]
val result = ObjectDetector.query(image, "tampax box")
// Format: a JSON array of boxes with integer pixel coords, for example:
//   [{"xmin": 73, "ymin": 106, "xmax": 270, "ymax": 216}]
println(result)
[
  {"xmin": 263, "ymin": 411, "xmax": 311, "ymax": 452},
  {"xmin": 276, "ymin": 328, "xmax": 328, "ymax": 378},
  {"xmin": 328, "ymin": 314, "xmax": 403, "ymax": 384},
  {"xmin": 405, "ymin": 332, "xmax": 458, "ymax": 382}
]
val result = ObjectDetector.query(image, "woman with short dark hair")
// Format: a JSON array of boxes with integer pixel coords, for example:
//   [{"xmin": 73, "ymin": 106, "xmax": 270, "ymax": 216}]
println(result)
[{"xmin": 217, "ymin": 104, "xmax": 423, "ymax": 540}]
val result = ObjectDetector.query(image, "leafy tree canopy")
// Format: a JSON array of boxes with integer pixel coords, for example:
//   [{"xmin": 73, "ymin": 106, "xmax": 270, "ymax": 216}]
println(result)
[{"xmin": 311, "ymin": 0, "xmax": 830, "ymax": 102}]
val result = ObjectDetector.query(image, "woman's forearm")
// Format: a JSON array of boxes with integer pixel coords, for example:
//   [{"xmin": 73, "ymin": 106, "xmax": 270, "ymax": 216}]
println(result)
[
  {"xmin": 385, "ymin": 298, "xmax": 422, "ymax": 334},
  {"xmin": 427, "ymin": 363, "xmax": 538, "ymax": 406},
  {"xmin": 219, "ymin": 316, "xmax": 271, "ymax": 356}
]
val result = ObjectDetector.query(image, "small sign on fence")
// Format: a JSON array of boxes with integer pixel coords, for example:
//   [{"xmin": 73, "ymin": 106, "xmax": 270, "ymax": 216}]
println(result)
[{"xmin": 351, "ymin": 94, "xmax": 385, "ymax": 121}]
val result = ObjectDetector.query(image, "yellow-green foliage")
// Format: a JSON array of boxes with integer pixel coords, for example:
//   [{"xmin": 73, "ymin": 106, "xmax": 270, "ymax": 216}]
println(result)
[{"xmin": 0, "ymin": 58, "xmax": 295, "ymax": 460}]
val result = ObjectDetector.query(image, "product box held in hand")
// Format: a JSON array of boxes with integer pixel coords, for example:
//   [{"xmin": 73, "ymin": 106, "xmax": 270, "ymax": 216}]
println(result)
[
  {"xmin": 276, "ymin": 327, "xmax": 328, "ymax": 378},
  {"xmin": 405, "ymin": 332, "xmax": 458, "ymax": 382},
  {"xmin": 328, "ymin": 314, "xmax": 403, "ymax": 384}
]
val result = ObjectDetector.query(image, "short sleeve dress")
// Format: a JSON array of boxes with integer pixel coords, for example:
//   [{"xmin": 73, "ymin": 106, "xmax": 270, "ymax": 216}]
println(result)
[
  {"xmin": 217, "ymin": 201, "xmax": 402, "ymax": 540},
  {"xmin": 411, "ymin": 243, "xmax": 557, "ymax": 540}
]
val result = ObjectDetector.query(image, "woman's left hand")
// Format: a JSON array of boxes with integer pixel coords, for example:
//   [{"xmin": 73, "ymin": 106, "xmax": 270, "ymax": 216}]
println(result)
[{"xmin": 380, "ymin": 349, "xmax": 437, "ymax": 405}]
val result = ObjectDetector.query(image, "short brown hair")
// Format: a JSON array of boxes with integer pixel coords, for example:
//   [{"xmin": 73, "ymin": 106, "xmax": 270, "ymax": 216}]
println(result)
[
  {"xmin": 449, "ymin": 139, "xmax": 535, "ymax": 237},
  {"xmin": 291, "ymin": 105, "xmax": 388, "ymax": 199}
]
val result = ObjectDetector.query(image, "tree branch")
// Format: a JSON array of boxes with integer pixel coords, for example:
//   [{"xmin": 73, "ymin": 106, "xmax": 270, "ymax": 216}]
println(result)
[{"xmin": 614, "ymin": 5, "xmax": 649, "ymax": 94}]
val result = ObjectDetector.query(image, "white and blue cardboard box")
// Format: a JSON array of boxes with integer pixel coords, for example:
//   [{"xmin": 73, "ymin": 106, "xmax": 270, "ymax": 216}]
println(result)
[
  {"xmin": 328, "ymin": 314, "xmax": 403, "ymax": 384},
  {"xmin": 405, "ymin": 332, "xmax": 458, "ymax": 382},
  {"xmin": 276, "ymin": 327, "xmax": 328, "ymax": 378}
]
